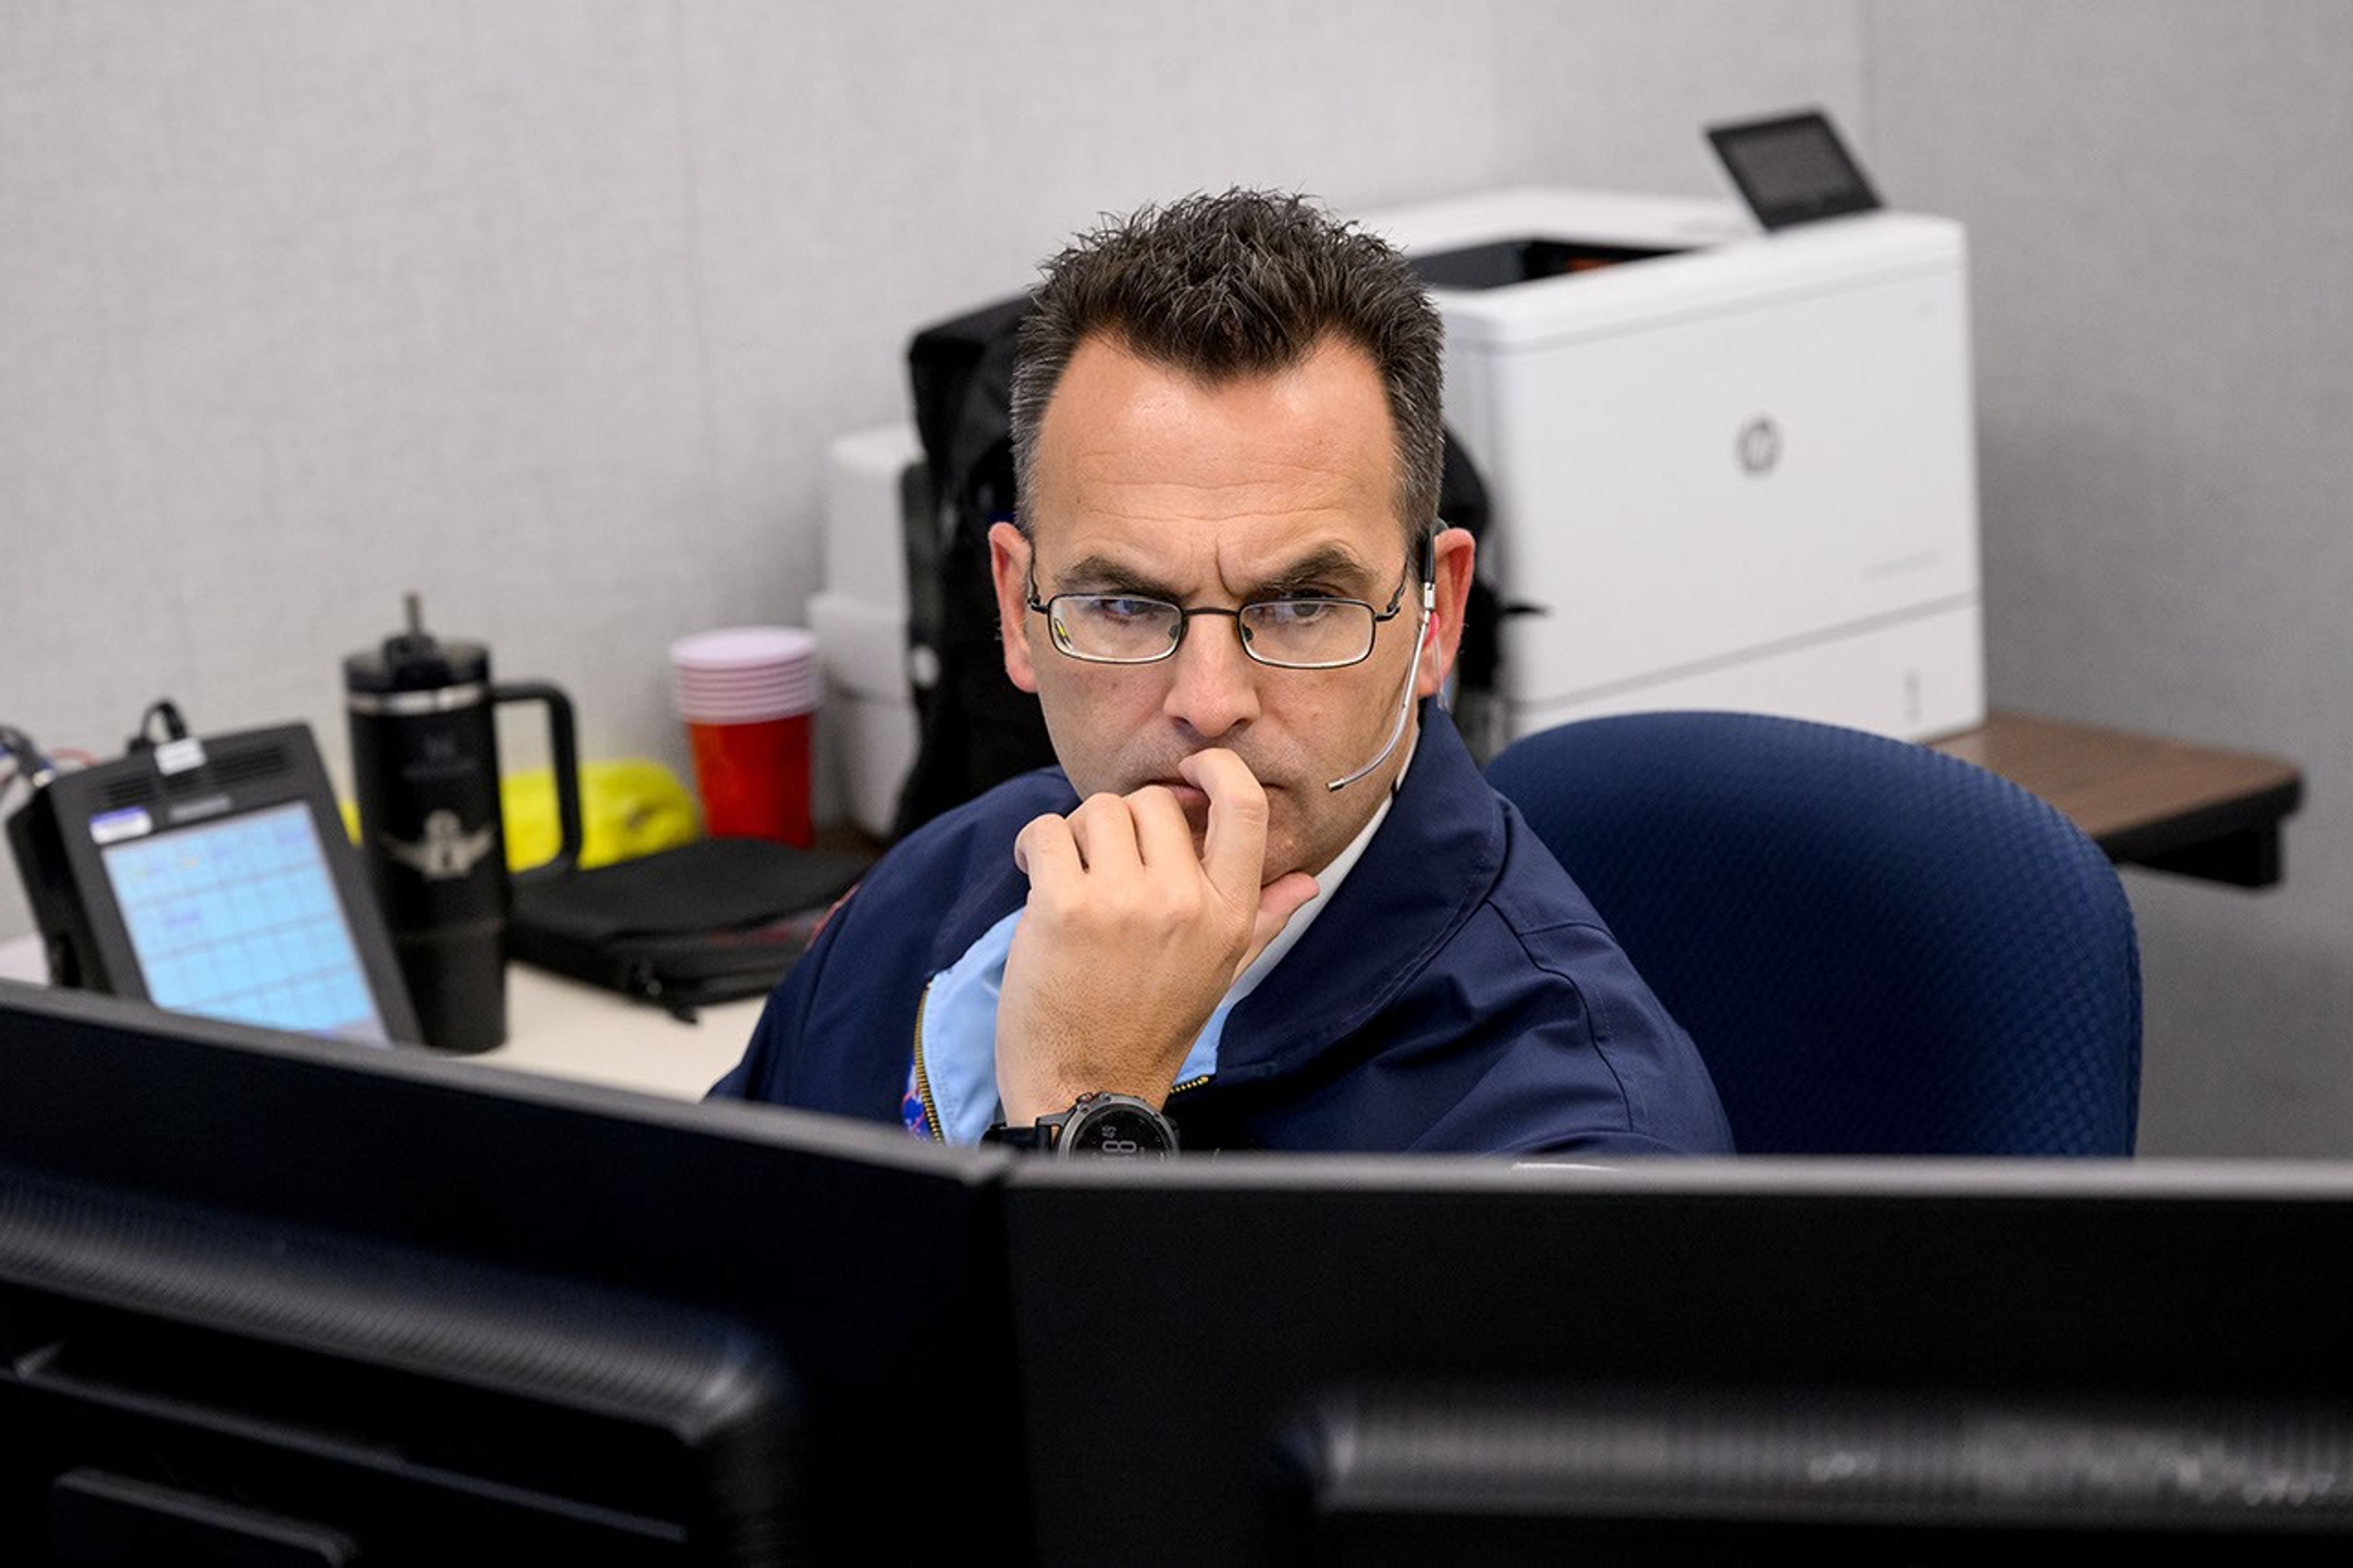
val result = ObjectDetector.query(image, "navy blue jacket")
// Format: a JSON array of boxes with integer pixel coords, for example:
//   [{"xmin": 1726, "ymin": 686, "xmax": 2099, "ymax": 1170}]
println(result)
[{"xmin": 709, "ymin": 708, "xmax": 1732, "ymax": 1157}]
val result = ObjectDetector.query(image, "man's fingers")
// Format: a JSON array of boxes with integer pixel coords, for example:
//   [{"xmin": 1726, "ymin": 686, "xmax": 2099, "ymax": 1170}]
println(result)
[
  {"xmin": 1013, "ymin": 812, "xmax": 1085, "ymax": 882},
  {"xmin": 1124, "ymin": 782, "xmax": 1197, "ymax": 868},
  {"xmin": 1260, "ymin": 869, "xmax": 1319, "ymax": 928},
  {"xmin": 1244, "ymin": 870, "xmax": 1320, "ymax": 973},
  {"xmin": 1063, "ymin": 791, "xmax": 1149, "ymax": 876},
  {"xmin": 1179, "ymin": 748, "xmax": 1271, "ymax": 903}
]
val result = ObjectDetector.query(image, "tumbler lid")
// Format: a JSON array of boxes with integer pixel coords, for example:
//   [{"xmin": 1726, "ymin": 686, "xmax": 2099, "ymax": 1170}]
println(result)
[{"xmin": 344, "ymin": 592, "xmax": 489, "ymax": 694}]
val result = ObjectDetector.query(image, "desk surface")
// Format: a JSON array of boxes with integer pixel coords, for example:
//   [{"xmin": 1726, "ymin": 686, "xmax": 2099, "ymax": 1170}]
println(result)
[
  {"xmin": 1929, "ymin": 709, "xmax": 2304, "ymax": 887},
  {"xmin": 479, "ymin": 963, "xmax": 763, "ymax": 1098}
]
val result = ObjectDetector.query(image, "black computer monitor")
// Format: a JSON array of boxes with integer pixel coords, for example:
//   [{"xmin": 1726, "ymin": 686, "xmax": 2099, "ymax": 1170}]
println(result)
[
  {"xmin": 1001, "ymin": 1155, "xmax": 2353, "ymax": 1566},
  {"xmin": 0, "ymin": 978, "xmax": 1017, "ymax": 1566}
]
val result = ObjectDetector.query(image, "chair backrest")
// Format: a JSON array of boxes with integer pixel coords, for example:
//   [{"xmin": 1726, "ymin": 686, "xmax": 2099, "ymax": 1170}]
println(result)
[{"xmin": 1485, "ymin": 710, "xmax": 2141, "ymax": 1155}]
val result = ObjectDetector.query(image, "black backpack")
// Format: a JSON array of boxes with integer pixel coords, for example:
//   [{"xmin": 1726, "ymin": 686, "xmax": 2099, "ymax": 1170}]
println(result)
[{"xmin": 889, "ymin": 295, "xmax": 1502, "ymax": 840}]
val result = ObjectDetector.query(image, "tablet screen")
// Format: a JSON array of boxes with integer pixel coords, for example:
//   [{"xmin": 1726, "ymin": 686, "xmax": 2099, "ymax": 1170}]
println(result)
[{"xmin": 100, "ymin": 800, "xmax": 392, "ymax": 1043}]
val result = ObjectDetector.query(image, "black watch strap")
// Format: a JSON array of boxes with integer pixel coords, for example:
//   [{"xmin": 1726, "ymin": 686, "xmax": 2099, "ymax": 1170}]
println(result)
[{"xmin": 981, "ymin": 1118, "xmax": 1056, "ymax": 1153}]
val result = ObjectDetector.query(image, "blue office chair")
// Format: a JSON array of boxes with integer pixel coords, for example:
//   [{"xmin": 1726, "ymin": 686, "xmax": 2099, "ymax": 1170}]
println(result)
[{"xmin": 1485, "ymin": 710, "xmax": 2141, "ymax": 1155}]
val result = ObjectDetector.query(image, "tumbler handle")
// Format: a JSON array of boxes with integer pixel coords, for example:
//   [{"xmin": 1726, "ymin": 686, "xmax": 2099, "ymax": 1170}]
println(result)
[{"xmin": 494, "ymin": 680, "xmax": 583, "ymax": 887}]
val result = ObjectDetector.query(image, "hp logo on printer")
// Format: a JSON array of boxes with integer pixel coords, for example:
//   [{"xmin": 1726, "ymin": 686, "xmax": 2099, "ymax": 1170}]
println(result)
[{"xmin": 1736, "ymin": 416, "xmax": 1782, "ymax": 476}]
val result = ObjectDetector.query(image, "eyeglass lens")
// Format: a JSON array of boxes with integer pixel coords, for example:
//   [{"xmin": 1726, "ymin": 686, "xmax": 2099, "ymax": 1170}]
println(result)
[{"xmin": 1048, "ymin": 596, "xmax": 1375, "ymax": 668}]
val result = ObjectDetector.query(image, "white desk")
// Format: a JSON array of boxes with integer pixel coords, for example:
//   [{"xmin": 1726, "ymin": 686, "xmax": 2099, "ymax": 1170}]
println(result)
[
  {"xmin": 0, "ymin": 934, "xmax": 759, "ymax": 1101},
  {"xmin": 482, "ymin": 963, "xmax": 765, "ymax": 1098}
]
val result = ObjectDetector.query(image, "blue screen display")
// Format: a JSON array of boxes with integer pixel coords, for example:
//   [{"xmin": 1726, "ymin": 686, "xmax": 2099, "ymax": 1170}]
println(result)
[{"xmin": 100, "ymin": 802, "xmax": 390, "ymax": 1044}]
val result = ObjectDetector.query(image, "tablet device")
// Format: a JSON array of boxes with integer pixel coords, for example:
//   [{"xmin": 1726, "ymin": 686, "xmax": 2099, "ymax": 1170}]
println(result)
[{"xmin": 7, "ymin": 723, "xmax": 418, "ymax": 1043}]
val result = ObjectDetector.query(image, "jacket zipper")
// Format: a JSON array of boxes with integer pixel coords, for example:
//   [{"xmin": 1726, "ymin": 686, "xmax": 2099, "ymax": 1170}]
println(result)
[{"xmin": 911, "ymin": 983, "xmax": 947, "ymax": 1142}]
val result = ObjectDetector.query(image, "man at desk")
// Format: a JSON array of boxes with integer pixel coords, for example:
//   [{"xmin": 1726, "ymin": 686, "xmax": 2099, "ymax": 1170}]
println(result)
[{"xmin": 710, "ymin": 188, "xmax": 1731, "ymax": 1158}]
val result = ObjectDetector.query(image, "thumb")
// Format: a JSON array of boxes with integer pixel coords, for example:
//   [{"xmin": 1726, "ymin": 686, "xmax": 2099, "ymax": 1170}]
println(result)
[{"xmin": 1238, "ymin": 870, "xmax": 1319, "ymax": 977}]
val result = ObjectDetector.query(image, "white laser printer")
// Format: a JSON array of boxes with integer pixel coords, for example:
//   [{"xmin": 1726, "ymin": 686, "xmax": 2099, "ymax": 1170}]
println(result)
[{"xmin": 1364, "ymin": 185, "xmax": 1985, "ymax": 750}]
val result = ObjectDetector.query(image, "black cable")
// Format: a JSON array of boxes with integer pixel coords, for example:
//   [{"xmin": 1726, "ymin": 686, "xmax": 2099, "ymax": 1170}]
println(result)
[
  {"xmin": 0, "ymin": 723, "xmax": 54, "ymax": 779},
  {"xmin": 0, "ymin": 722, "xmax": 57, "ymax": 804},
  {"xmin": 128, "ymin": 698, "xmax": 190, "ymax": 752}
]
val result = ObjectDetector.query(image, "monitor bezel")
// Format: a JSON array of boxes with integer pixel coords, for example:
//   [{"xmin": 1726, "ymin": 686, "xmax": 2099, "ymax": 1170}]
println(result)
[
  {"xmin": 1001, "ymin": 1152, "xmax": 2353, "ymax": 1566},
  {"xmin": 0, "ymin": 977, "xmax": 1021, "ymax": 1566}
]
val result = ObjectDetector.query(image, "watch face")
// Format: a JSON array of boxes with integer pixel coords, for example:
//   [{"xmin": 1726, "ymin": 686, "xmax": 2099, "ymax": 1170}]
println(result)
[{"xmin": 1063, "ymin": 1095, "xmax": 1178, "ymax": 1157}]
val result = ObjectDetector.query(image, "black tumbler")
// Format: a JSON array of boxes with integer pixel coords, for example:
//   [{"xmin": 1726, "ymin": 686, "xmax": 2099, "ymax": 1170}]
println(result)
[{"xmin": 345, "ymin": 594, "xmax": 581, "ymax": 1052}]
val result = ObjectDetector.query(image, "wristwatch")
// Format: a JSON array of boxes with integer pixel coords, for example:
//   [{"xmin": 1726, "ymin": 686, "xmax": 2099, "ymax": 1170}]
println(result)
[{"xmin": 983, "ymin": 1092, "xmax": 1179, "ymax": 1157}]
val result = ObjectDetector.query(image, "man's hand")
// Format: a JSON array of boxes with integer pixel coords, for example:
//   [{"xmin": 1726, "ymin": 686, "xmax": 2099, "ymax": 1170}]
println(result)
[{"xmin": 994, "ymin": 748, "xmax": 1319, "ymax": 1126}]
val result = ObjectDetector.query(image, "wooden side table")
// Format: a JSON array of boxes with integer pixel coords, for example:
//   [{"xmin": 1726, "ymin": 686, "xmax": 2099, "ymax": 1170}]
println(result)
[{"xmin": 1928, "ymin": 710, "xmax": 2305, "ymax": 888}]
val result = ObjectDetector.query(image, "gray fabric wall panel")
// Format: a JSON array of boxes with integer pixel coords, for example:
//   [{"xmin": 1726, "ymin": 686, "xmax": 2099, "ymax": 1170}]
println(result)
[
  {"xmin": 1866, "ymin": 0, "xmax": 2353, "ymax": 1155},
  {"xmin": 11, "ymin": 1, "xmax": 2346, "ymax": 1156},
  {"xmin": 1491, "ymin": 0, "xmax": 1870, "ymax": 193},
  {"xmin": 1, "ymin": 0, "xmax": 1856, "ymax": 931}
]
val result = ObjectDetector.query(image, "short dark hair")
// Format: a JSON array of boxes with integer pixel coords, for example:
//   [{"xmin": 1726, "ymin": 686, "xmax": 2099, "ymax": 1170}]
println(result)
[{"xmin": 1008, "ymin": 188, "xmax": 1444, "ymax": 545}]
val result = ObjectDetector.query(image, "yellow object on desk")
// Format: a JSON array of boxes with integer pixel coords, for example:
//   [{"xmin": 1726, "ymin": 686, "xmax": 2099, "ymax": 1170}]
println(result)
[
  {"xmin": 339, "ymin": 758, "xmax": 702, "ymax": 870},
  {"xmin": 503, "ymin": 757, "xmax": 701, "ymax": 870}
]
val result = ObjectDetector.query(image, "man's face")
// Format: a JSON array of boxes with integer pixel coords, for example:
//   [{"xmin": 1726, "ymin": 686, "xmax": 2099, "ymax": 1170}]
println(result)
[{"xmin": 990, "ymin": 333, "xmax": 1460, "ymax": 883}]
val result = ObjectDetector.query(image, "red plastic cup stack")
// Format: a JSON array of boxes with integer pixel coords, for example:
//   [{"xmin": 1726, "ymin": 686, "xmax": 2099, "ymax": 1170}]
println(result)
[{"xmin": 669, "ymin": 626, "xmax": 820, "ymax": 847}]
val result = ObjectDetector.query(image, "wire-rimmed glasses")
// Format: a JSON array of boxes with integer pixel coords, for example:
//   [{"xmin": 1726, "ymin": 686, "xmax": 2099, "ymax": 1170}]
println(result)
[{"xmin": 1024, "ymin": 564, "xmax": 1411, "ymax": 670}]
